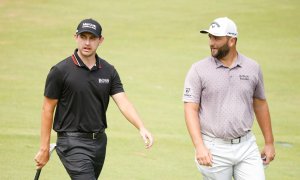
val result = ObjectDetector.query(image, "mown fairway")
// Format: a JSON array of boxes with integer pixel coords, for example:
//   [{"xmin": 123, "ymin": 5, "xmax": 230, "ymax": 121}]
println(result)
[{"xmin": 0, "ymin": 0, "xmax": 299, "ymax": 179}]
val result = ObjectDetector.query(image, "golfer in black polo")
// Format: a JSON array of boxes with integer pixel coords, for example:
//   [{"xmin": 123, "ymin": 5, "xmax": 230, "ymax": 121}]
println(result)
[{"xmin": 34, "ymin": 18, "xmax": 153, "ymax": 179}]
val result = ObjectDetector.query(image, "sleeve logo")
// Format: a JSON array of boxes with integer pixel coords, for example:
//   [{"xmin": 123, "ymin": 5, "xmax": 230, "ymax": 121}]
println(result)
[{"xmin": 184, "ymin": 88, "xmax": 192, "ymax": 97}]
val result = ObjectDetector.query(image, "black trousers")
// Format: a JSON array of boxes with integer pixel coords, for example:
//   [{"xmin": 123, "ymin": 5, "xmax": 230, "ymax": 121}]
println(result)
[{"xmin": 56, "ymin": 133, "xmax": 107, "ymax": 180}]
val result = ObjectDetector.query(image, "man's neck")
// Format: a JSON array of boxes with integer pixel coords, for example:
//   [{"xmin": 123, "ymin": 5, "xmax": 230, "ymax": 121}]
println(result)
[
  {"xmin": 220, "ymin": 50, "xmax": 238, "ymax": 68},
  {"xmin": 78, "ymin": 52, "xmax": 96, "ymax": 69}
]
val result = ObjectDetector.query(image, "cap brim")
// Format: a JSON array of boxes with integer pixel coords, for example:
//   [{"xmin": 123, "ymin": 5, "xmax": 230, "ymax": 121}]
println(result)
[
  {"xmin": 200, "ymin": 30, "xmax": 231, "ymax": 37},
  {"xmin": 76, "ymin": 29, "xmax": 100, "ymax": 37},
  {"xmin": 200, "ymin": 30, "xmax": 209, "ymax": 34}
]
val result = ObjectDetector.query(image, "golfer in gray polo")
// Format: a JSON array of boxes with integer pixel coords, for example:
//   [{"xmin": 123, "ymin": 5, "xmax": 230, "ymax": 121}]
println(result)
[{"xmin": 183, "ymin": 17, "xmax": 275, "ymax": 180}]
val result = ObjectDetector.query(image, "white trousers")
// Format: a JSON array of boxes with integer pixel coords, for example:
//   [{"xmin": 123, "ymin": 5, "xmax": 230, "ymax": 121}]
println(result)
[{"xmin": 195, "ymin": 133, "xmax": 265, "ymax": 180}]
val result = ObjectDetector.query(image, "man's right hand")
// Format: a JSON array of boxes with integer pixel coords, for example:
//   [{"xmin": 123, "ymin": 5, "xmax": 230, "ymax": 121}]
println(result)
[
  {"xmin": 195, "ymin": 145, "xmax": 213, "ymax": 167},
  {"xmin": 34, "ymin": 149, "xmax": 50, "ymax": 169}
]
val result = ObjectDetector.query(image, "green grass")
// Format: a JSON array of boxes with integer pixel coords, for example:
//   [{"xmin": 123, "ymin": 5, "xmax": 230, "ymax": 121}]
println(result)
[{"xmin": 0, "ymin": 0, "xmax": 299, "ymax": 179}]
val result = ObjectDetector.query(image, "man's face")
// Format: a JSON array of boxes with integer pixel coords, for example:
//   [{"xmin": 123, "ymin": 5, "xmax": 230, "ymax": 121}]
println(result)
[
  {"xmin": 75, "ymin": 32, "xmax": 103, "ymax": 58},
  {"xmin": 208, "ymin": 34, "xmax": 230, "ymax": 60}
]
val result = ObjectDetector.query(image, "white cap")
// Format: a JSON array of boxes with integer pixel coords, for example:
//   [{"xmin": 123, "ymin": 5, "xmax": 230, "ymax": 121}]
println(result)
[{"xmin": 200, "ymin": 17, "xmax": 238, "ymax": 37}]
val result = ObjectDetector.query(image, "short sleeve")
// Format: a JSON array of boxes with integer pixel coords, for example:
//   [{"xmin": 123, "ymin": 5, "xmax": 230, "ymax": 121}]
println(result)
[
  {"xmin": 253, "ymin": 66, "xmax": 266, "ymax": 100},
  {"xmin": 44, "ymin": 66, "xmax": 63, "ymax": 99},
  {"xmin": 182, "ymin": 65, "xmax": 202, "ymax": 103},
  {"xmin": 110, "ymin": 68, "xmax": 124, "ymax": 95}
]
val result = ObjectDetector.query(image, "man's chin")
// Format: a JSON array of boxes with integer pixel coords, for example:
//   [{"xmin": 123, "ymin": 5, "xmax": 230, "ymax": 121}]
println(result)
[
  {"xmin": 80, "ymin": 51, "xmax": 94, "ymax": 58},
  {"xmin": 211, "ymin": 49, "xmax": 218, "ymax": 57},
  {"xmin": 211, "ymin": 53, "xmax": 218, "ymax": 58}
]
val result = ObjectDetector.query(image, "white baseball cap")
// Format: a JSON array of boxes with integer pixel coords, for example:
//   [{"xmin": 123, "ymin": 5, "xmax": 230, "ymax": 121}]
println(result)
[{"xmin": 200, "ymin": 17, "xmax": 238, "ymax": 37}]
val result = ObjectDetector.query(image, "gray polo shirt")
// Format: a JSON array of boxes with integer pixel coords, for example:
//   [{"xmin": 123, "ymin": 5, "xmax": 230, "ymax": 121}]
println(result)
[{"xmin": 183, "ymin": 53, "xmax": 265, "ymax": 139}]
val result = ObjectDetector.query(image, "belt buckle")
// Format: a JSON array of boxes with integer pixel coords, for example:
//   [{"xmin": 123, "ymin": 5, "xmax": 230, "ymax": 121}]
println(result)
[
  {"xmin": 92, "ymin": 133, "xmax": 96, "ymax": 139},
  {"xmin": 231, "ymin": 137, "xmax": 241, "ymax": 144}
]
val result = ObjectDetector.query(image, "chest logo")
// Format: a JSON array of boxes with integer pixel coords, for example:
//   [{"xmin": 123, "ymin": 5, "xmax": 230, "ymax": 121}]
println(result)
[
  {"xmin": 99, "ymin": 78, "xmax": 110, "ymax": 84},
  {"xmin": 239, "ymin": 75, "xmax": 249, "ymax": 80}
]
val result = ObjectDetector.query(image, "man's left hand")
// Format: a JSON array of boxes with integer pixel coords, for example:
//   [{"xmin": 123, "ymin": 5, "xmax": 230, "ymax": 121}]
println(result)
[{"xmin": 139, "ymin": 127, "xmax": 153, "ymax": 149}]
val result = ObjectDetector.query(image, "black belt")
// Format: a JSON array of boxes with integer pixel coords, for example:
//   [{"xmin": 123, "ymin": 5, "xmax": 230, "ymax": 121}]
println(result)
[
  {"xmin": 202, "ymin": 131, "xmax": 252, "ymax": 144},
  {"xmin": 58, "ymin": 130, "xmax": 105, "ymax": 140}
]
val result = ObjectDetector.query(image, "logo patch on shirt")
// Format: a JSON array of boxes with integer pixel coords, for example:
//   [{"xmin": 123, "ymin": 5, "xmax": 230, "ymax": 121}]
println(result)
[
  {"xmin": 99, "ymin": 78, "xmax": 109, "ymax": 84},
  {"xmin": 239, "ymin": 75, "xmax": 249, "ymax": 80},
  {"xmin": 184, "ymin": 88, "xmax": 191, "ymax": 97}
]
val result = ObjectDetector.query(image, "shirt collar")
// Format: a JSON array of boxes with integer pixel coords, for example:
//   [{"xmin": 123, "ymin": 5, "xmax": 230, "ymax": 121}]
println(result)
[
  {"xmin": 71, "ymin": 49, "xmax": 102, "ymax": 69},
  {"xmin": 213, "ymin": 52, "xmax": 243, "ymax": 69}
]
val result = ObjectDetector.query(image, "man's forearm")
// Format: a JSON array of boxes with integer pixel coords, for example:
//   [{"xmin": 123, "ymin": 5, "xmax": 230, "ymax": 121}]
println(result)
[
  {"xmin": 112, "ymin": 92, "xmax": 145, "ymax": 130},
  {"xmin": 39, "ymin": 110, "xmax": 53, "ymax": 151},
  {"xmin": 254, "ymin": 99, "xmax": 274, "ymax": 144},
  {"xmin": 39, "ymin": 97, "xmax": 57, "ymax": 151},
  {"xmin": 184, "ymin": 103, "xmax": 204, "ymax": 149}
]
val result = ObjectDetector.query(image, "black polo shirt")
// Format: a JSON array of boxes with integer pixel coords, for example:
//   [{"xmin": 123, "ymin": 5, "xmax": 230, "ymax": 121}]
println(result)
[{"xmin": 44, "ymin": 49, "xmax": 124, "ymax": 133}]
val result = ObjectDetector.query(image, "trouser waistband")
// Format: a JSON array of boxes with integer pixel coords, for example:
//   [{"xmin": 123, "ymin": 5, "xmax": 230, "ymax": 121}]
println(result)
[
  {"xmin": 202, "ymin": 131, "xmax": 252, "ymax": 144},
  {"xmin": 57, "ymin": 130, "xmax": 105, "ymax": 140}
]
